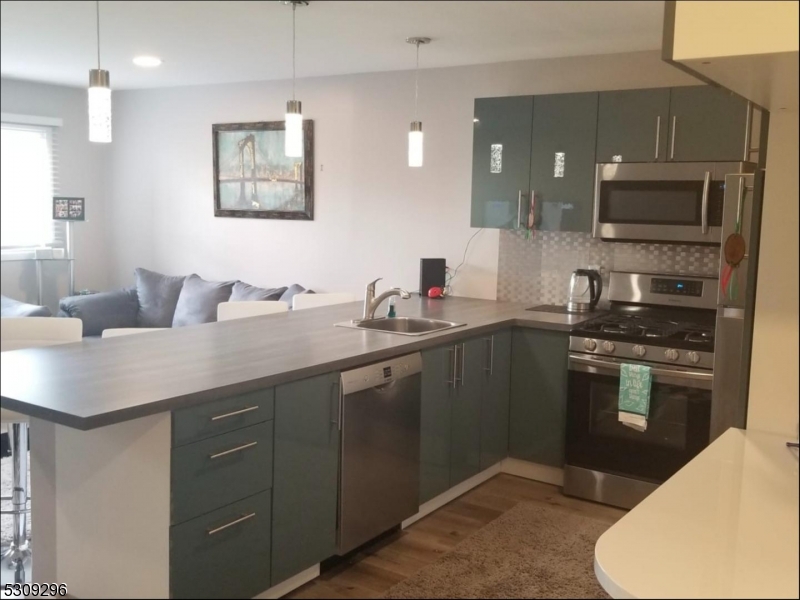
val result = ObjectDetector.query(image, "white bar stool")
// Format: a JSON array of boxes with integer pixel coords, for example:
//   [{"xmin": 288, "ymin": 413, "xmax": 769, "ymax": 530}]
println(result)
[
  {"xmin": 101, "ymin": 327, "xmax": 166, "ymax": 338},
  {"xmin": 292, "ymin": 293, "xmax": 356, "ymax": 310},
  {"xmin": 217, "ymin": 301, "xmax": 289, "ymax": 321},
  {"xmin": 1, "ymin": 317, "xmax": 82, "ymax": 581}
]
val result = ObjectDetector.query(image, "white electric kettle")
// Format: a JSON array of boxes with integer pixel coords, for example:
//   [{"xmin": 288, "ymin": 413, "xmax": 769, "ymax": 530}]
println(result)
[{"xmin": 567, "ymin": 269, "xmax": 603, "ymax": 312}]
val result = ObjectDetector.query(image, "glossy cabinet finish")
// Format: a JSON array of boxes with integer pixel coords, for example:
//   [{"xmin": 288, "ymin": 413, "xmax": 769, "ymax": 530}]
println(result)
[
  {"xmin": 479, "ymin": 330, "xmax": 512, "ymax": 470},
  {"xmin": 171, "ymin": 421, "xmax": 273, "ymax": 525},
  {"xmin": 271, "ymin": 372, "xmax": 340, "ymax": 586},
  {"xmin": 449, "ymin": 338, "xmax": 485, "ymax": 487},
  {"xmin": 420, "ymin": 345, "xmax": 454, "ymax": 504},
  {"xmin": 509, "ymin": 329, "xmax": 570, "ymax": 467},
  {"xmin": 596, "ymin": 88, "xmax": 671, "ymax": 163},
  {"xmin": 471, "ymin": 96, "xmax": 534, "ymax": 229},
  {"xmin": 667, "ymin": 86, "xmax": 749, "ymax": 162},
  {"xmin": 170, "ymin": 490, "xmax": 272, "ymax": 599},
  {"xmin": 172, "ymin": 388, "xmax": 274, "ymax": 447},
  {"xmin": 530, "ymin": 92, "xmax": 599, "ymax": 232}
]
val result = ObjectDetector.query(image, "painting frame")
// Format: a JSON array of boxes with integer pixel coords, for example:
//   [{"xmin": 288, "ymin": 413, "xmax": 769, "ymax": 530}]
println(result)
[{"xmin": 212, "ymin": 120, "xmax": 314, "ymax": 220}]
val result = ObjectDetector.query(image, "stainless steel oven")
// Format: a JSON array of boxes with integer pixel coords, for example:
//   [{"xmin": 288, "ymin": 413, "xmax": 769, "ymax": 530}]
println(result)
[
  {"xmin": 592, "ymin": 161, "xmax": 755, "ymax": 244},
  {"xmin": 565, "ymin": 353, "xmax": 712, "ymax": 509}
]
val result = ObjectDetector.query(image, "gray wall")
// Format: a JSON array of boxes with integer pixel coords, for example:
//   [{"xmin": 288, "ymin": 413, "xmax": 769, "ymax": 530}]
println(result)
[
  {"xmin": 1, "ymin": 79, "xmax": 111, "ymax": 312},
  {"xmin": 106, "ymin": 51, "xmax": 696, "ymax": 298}
]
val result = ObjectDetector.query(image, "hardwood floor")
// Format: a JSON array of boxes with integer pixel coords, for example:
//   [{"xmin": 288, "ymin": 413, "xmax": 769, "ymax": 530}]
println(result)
[{"xmin": 286, "ymin": 474, "xmax": 626, "ymax": 599}]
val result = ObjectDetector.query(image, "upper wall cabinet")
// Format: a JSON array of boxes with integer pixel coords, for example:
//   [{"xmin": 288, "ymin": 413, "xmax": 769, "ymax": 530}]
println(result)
[
  {"xmin": 667, "ymin": 85, "xmax": 750, "ymax": 162},
  {"xmin": 471, "ymin": 96, "xmax": 534, "ymax": 229},
  {"xmin": 596, "ymin": 88, "xmax": 672, "ymax": 163},
  {"xmin": 529, "ymin": 92, "xmax": 598, "ymax": 233}
]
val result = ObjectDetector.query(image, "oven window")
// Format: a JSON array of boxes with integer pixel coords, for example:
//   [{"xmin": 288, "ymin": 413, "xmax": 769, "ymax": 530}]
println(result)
[{"xmin": 599, "ymin": 180, "xmax": 703, "ymax": 225}]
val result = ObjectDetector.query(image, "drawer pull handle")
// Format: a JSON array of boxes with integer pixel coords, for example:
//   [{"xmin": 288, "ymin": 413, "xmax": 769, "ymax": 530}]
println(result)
[
  {"xmin": 209, "ymin": 441, "xmax": 258, "ymax": 460},
  {"xmin": 210, "ymin": 405, "xmax": 259, "ymax": 421},
  {"xmin": 207, "ymin": 512, "xmax": 256, "ymax": 536}
]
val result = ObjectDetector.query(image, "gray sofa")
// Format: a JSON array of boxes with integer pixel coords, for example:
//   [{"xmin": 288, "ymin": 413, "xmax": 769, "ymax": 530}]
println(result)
[
  {"xmin": 58, "ymin": 268, "xmax": 311, "ymax": 337},
  {"xmin": 1, "ymin": 295, "xmax": 53, "ymax": 318}
]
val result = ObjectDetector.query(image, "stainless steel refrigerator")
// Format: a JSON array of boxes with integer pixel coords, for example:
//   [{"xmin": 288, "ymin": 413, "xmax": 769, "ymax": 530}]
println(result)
[{"xmin": 710, "ymin": 170, "xmax": 766, "ymax": 440}]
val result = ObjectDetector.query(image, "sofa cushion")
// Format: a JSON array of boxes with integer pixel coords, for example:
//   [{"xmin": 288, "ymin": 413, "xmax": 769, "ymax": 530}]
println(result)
[
  {"xmin": 230, "ymin": 281, "xmax": 287, "ymax": 302},
  {"xmin": 280, "ymin": 284, "xmax": 314, "ymax": 307},
  {"xmin": 135, "ymin": 268, "xmax": 186, "ymax": 328},
  {"xmin": 172, "ymin": 274, "xmax": 235, "ymax": 327},
  {"xmin": 1, "ymin": 295, "xmax": 52, "ymax": 318},
  {"xmin": 58, "ymin": 288, "xmax": 138, "ymax": 336}
]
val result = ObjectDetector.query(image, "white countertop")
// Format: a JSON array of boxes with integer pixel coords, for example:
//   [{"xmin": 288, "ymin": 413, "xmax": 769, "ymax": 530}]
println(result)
[{"xmin": 595, "ymin": 428, "xmax": 800, "ymax": 599}]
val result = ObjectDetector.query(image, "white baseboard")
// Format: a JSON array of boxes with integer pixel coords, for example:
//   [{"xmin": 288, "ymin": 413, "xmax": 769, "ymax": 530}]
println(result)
[
  {"xmin": 501, "ymin": 458, "xmax": 564, "ymax": 486},
  {"xmin": 255, "ymin": 564, "xmax": 320, "ymax": 599}
]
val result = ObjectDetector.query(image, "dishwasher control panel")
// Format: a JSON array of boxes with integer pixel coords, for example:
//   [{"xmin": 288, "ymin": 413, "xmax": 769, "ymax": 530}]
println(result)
[{"xmin": 340, "ymin": 353, "xmax": 423, "ymax": 395}]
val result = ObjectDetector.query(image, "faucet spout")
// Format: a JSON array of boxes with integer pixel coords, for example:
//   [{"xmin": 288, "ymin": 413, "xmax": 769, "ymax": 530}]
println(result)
[{"xmin": 362, "ymin": 278, "xmax": 411, "ymax": 320}]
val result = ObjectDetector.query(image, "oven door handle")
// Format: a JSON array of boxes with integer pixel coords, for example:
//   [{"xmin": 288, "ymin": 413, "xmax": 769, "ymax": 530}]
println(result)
[{"xmin": 568, "ymin": 354, "xmax": 713, "ymax": 389}]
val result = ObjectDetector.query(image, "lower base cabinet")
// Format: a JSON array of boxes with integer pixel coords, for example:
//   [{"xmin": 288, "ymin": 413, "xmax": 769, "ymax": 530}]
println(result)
[
  {"xmin": 509, "ymin": 329, "xmax": 570, "ymax": 467},
  {"xmin": 170, "ymin": 490, "xmax": 272, "ymax": 599}
]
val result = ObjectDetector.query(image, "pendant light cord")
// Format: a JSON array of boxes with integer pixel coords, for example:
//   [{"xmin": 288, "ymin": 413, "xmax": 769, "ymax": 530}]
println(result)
[
  {"xmin": 292, "ymin": 2, "xmax": 296, "ymax": 101},
  {"xmin": 95, "ymin": 0, "xmax": 101, "ymax": 69},
  {"xmin": 414, "ymin": 41, "xmax": 419, "ymax": 120}
]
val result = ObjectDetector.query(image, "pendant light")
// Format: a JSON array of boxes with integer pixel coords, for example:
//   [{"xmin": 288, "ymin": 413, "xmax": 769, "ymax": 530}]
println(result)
[
  {"xmin": 406, "ymin": 37, "xmax": 430, "ymax": 168},
  {"xmin": 88, "ymin": 0, "xmax": 111, "ymax": 143},
  {"xmin": 283, "ymin": 1, "xmax": 307, "ymax": 158}
]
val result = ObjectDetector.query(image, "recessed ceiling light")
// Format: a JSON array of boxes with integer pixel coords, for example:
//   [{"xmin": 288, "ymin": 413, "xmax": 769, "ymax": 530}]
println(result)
[{"xmin": 133, "ymin": 56, "xmax": 162, "ymax": 68}]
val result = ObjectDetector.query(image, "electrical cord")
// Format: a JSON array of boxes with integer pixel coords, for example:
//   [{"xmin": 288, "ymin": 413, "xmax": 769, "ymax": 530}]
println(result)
[{"xmin": 445, "ymin": 228, "xmax": 484, "ymax": 292}]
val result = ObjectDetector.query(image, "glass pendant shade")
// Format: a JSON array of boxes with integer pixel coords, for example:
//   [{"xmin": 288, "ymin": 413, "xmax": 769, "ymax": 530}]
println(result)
[
  {"xmin": 88, "ymin": 69, "xmax": 112, "ymax": 143},
  {"xmin": 408, "ymin": 121, "xmax": 423, "ymax": 167},
  {"xmin": 285, "ymin": 100, "xmax": 303, "ymax": 157}
]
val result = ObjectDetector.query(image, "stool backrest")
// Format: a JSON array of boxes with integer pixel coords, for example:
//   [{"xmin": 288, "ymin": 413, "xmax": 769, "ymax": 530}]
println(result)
[
  {"xmin": 218, "ymin": 301, "xmax": 289, "ymax": 322},
  {"xmin": 0, "ymin": 317, "xmax": 82, "ymax": 351},
  {"xmin": 292, "ymin": 293, "xmax": 356, "ymax": 310},
  {"xmin": 102, "ymin": 328, "xmax": 166, "ymax": 338}
]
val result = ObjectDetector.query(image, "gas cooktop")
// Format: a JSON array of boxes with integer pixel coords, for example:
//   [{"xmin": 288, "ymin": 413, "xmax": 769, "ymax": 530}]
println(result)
[{"xmin": 573, "ymin": 312, "xmax": 715, "ymax": 351}]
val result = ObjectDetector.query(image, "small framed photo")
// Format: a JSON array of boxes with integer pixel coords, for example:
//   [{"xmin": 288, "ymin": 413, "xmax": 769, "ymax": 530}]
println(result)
[{"xmin": 53, "ymin": 197, "xmax": 85, "ymax": 221}]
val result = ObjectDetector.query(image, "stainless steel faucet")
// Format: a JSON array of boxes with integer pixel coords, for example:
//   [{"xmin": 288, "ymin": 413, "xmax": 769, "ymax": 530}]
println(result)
[{"xmin": 363, "ymin": 278, "xmax": 411, "ymax": 320}]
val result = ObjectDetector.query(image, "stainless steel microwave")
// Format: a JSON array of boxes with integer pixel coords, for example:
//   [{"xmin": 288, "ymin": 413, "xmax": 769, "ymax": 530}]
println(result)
[{"xmin": 592, "ymin": 162, "xmax": 755, "ymax": 244}]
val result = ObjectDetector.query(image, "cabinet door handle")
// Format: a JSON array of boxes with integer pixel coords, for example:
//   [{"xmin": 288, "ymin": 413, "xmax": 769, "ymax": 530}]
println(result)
[
  {"xmin": 701, "ymin": 171, "xmax": 711, "ymax": 234},
  {"xmin": 484, "ymin": 336, "xmax": 494, "ymax": 375},
  {"xmin": 446, "ymin": 345, "xmax": 457, "ymax": 388},
  {"xmin": 210, "ymin": 405, "xmax": 259, "ymax": 421},
  {"xmin": 654, "ymin": 116, "xmax": 661, "ymax": 160},
  {"xmin": 517, "ymin": 191, "xmax": 524, "ymax": 229},
  {"xmin": 670, "ymin": 116, "xmax": 677, "ymax": 160},
  {"xmin": 459, "ymin": 343, "xmax": 466, "ymax": 387},
  {"xmin": 209, "ymin": 441, "xmax": 258, "ymax": 460},
  {"xmin": 331, "ymin": 380, "xmax": 342, "ymax": 431},
  {"xmin": 207, "ymin": 512, "xmax": 256, "ymax": 536}
]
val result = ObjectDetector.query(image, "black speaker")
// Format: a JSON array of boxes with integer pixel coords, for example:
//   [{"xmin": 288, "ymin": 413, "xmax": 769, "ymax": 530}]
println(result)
[{"xmin": 419, "ymin": 258, "xmax": 446, "ymax": 296}]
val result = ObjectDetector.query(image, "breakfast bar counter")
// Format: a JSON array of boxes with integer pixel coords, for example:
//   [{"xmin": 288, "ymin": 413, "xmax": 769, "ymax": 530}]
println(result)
[{"xmin": 594, "ymin": 428, "xmax": 800, "ymax": 599}]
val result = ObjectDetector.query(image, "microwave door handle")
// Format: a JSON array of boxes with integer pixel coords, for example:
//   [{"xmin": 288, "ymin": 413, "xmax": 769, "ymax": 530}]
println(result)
[
  {"xmin": 701, "ymin": 171, "xmax": 711, "ymax": 234},
  {"xmin": 654, "ymin": 115, "xmax": 661, "ymax": 160}
]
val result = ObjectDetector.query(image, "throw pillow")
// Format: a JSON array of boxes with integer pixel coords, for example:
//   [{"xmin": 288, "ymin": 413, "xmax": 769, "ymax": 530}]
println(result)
[
  {"xmin": 280, "ymin": 284, "xmax": 314, "ymax": 307},
  {"xmin": 230, "ymin": 281, "xmax": 287, "ymax": 302},
  {"xmin": 135, "ymin": 268, "xmax": 187, "ymax": 328},
  {"xmin": 172, "ymin": 274, "xmax": 235, "ymax": 327}
]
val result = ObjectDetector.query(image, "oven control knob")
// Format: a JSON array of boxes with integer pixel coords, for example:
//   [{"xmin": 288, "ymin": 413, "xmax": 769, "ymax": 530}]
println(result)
[
  {"xmin": 602, "ymin": 341, "xmax": 616, "ymax": 353},
  {"xmin": 632, "ymin": 345, "xmax": 646, "ymax": 358},
  {"xmin": 687, "ymin": 351, "xmax": 701, "ymax": 364},
  {"xmin": 583, "ymin": 339, "xmax": 597, "ymax": 351},
  {"xmin": 665, "ymin": 348, "xmax": 680, "ymax": 362}
]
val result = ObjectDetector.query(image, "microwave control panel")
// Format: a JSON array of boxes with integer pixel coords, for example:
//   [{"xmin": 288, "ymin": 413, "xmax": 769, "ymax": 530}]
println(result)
[{"xmin": 650, "ymin": 278, "xmax": 704, "ymax": 297}]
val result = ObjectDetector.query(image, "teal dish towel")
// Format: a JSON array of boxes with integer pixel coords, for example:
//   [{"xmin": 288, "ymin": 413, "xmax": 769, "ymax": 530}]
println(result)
[{"xmin": 618, "ymin": 363, "xmax": 652, "ymax": 432}]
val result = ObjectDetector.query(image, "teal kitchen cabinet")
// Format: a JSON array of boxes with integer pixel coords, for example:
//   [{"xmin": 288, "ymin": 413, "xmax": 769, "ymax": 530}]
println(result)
[
  {"xmin": 449, "ymin": 337, "xmax": 485, "ymax": 487},
  {"xmin": 479, "ymin": 330, "xmax": 512, "ymax": 471},
  {"xmin": 420, "ymin": 345, "xmax": 454, "ymax": 504},
  {"xmin": 271, "ymin": 372, "xmax": 340, "ymax": 586},
  {"xmin": 509, "ymin": 329, "xmax": 570, "ymax": 467},
  {"xmin": 471, "ymin": 96, "xmax": 534, "ymax": 229},
  {"xmin": 529, "ymin": 92, "xmax": 599, "ymax": 232},
  {"xmin": 596, "ymin": 88, "xmax": 672, "ymax": 163},
  {"xmin": 667, "ymin": 85, "xmax": 750, "ymax": 162}
]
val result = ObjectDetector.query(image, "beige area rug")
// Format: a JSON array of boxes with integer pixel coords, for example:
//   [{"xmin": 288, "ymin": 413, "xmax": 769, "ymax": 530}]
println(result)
[{"xmin": 382, "ymin": 502, "xmax": 610, "ymax": 599}]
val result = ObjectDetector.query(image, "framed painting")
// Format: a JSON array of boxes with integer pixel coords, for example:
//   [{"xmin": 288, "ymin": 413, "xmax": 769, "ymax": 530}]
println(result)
[{"xmin": 212, "ymin": 120, "xmax": 314, "ymax": 220}]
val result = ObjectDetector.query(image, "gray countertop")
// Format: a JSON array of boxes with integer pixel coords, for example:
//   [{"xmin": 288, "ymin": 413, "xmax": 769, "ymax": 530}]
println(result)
[{"xmin": 0, "ymin": 297, "xmax": 599, "ymax": 430}]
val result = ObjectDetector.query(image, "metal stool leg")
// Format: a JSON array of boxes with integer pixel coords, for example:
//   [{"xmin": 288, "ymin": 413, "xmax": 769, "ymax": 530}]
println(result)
[{"xmin": 2, "ymin": 422, "xmax": 30, "ymax": 576}]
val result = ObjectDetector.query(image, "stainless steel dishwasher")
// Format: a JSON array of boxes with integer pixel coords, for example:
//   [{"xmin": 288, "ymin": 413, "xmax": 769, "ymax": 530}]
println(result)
[{"xmin": 337, "ymin": 353, "xmax": 422, "ymax": 555}]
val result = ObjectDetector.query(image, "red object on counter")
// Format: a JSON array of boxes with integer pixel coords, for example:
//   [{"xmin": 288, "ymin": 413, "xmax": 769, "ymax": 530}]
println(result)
[{"xmin": 427, "ymin": 287, "xmax": 444, "ymax": 298}]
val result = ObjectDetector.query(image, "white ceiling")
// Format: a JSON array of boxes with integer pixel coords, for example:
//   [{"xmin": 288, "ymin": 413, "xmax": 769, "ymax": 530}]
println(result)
[{"xmin": 1, "ymin": 1, "xmax": 664, "ymax": 90}]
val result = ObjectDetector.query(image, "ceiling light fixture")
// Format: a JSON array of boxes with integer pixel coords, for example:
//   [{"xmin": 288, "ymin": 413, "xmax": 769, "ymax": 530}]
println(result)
[
  {"xmin": 283, "ymin": 1, "xmax": 308, "ymax": 158},
  {"xmin": 133, "ymin": 56, "xmax": 162, "ymax": 68},
  {"xmin": 407, "ymin": 37, "xmax": 431, "ymax": 168},
  {"xmin": 88, "ymin": 0, "xmax": 111, "ymax": 143}
]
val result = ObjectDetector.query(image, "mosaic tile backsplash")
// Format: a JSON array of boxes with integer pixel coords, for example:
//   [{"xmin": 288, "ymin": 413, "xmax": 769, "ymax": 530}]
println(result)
[{"xmin": 497, "ymin": 230, "xmax": 720, "ymax": 305}]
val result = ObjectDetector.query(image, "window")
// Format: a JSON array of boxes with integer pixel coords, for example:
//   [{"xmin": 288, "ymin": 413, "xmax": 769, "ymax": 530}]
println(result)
[{"xmin": 1, "ymin": 122, "xmax": 58, "ymax": 248}]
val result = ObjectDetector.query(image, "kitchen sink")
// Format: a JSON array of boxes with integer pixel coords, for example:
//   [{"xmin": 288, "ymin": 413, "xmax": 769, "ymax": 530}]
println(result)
[{"xmin": 335, "ymin": 317, "xmax": 465, "ymax": 336}]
